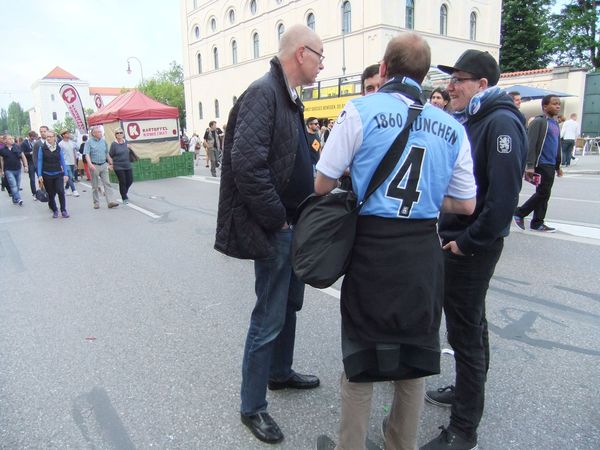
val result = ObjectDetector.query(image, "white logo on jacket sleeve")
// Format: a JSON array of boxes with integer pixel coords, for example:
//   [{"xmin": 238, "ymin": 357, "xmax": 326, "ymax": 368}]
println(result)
[{"xmin": 497, "ymin": 135, "xmax": 512, "ymax": 153}]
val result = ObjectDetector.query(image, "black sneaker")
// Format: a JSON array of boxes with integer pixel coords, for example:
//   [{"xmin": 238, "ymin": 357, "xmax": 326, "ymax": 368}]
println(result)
[
  {"xmin": 531, "ymin": 224, "xmax": 556, "ymax": 233},
  {"xmin": 425, "ymin": 385, "xmax": 455, "ymax": 408},
  {"xmin": 420, "ymin": 426, "xmax": 478, "ymax": 450},
  {"xmin": 513, "ymin": 215, "xmax": 525, "ymax": 230}
]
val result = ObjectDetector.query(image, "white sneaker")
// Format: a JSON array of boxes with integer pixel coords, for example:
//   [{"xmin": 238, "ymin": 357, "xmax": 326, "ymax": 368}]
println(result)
[{"xmin": 73, "ymin": 190, "xmax": 80, "ymax": 197}]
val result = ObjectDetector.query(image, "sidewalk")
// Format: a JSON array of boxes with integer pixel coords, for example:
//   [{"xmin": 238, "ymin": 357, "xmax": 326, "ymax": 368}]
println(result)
[{"xmin": 563, "ymin": 153, "xmax": 600, "ymax": 175}]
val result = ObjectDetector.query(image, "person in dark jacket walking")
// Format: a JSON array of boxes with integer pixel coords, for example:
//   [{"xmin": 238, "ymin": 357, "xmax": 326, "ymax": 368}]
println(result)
[
  {"xmin": 420, "ymin": 50, "xmax": 527, "ymax": 450},
  {"xmin": 37, "ymin": 130, "xmax": 69, "ymax": 218},
  {"xmin": 109, "ymin": 127, "xmax": 134, "ymax": 204},
  {"xmin": 513, "ymin": 95, "xmax": 563, "ymax": 232},
  {"xmin": 215, "ymin": 24, "xmax": 324, "ymax": 445},
  {"xmin": 21, "ymin": 131, "xmax": 38, "ymax": 198}
]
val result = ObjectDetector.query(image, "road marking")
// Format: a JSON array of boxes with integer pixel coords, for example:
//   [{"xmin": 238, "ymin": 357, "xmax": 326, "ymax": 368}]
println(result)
[
  {"xmin": 79, "ymin": 182, "xmax": 161, "ymax": 219},
  {"xmin": 178, "ymin": 175, "xmax": 220, "ymax": 184},
  {"xmin": 317, "ymin": 286, "xmax": 341, "ymax": 299}
]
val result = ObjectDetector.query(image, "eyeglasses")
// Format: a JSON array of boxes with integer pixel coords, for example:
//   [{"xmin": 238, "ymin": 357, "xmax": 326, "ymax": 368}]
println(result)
[
  {"xmin": 116, "ymin": 132, "xmax": 124, "ymax": 134},
  {"xmin": 304, "ymin": 45, "xmax": 325, "ymax": 63},
  {"xmin": 310, "ymin": 122, "xmax": 319, "ymax": 126},
  {"xmin": 448, "ymin": 76, "xmax": 478, "ymax": 85}
]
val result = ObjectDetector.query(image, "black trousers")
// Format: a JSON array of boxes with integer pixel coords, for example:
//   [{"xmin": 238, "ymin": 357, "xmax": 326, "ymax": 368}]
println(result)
[
  {"xmin": 114, "ymin": 169, "xmax": 133, "ymax": 200},
  {"xmin": 43, "ymin": 175, "xmax": 66, "ymax": 213},
  {"xmin": 515, "ymin": 164, "xmax": 556, "ymax": 229},
  {"xmin": 26, "ymin": 156, "xmax": 37, "ymax": 194},
  {"xmin": 444, "ymin": 239, "xmax": 503, "ymax": 441}
]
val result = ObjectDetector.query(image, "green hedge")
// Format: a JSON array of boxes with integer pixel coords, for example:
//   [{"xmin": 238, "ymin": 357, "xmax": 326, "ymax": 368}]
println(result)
[{"xmin": 109, "ymin": 152, "xmax": 194, "ymax": 183}]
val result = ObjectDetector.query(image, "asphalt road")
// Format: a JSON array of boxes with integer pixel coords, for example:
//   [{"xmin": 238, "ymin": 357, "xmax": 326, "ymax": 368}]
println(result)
[{"xmin": 0, "ymin": 159, "xmax": 598, "ymax": 449}]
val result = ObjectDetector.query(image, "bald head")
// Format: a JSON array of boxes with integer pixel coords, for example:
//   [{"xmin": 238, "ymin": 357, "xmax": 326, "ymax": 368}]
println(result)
[
  {"xmin": 277, "ymin": 24, "xmax": 323, "ymax": 88},
  {"xmin": 382, "ymin": 32, "xmax": 431, "ymax": 84}
]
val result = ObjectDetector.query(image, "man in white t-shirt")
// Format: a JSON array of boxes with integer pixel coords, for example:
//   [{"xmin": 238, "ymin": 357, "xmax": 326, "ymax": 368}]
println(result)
[{"xmin": 560, "ymin": 113, "xmax": 580, "ymax": 166}]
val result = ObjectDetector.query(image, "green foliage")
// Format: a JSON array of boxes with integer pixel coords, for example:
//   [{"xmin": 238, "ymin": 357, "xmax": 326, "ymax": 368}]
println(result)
[
  {"xmin": 137, "ymin": 61, "xmax": 186, "ymax": 129},
  {"xmin": 0, "ymin": 109, "xmax": 7, "ymax": 134},
  {"xmin": 549, "ymin": 0, "xmax": 599, "ymax": 69},
  {"xmin": 500, "ymin": 0, "xmax": 553, "ymax": 72},
  {"xmin": 52, "ymin": 116, "xmax": 76, "ymax": 135},
  {"xmin": 1, "ymin": 102, "xmax": 31, "ymax": 137}
]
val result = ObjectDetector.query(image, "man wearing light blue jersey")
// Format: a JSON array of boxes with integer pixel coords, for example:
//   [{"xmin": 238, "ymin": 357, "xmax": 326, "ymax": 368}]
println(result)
[{"xmin": 314, "ymin": 33, "xmax": 476, "ymax": 450}]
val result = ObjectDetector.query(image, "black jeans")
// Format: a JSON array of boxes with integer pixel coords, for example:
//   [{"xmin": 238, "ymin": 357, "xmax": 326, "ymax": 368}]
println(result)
[
  {"xmin": 114, "ymin": 169, "xmax": 133, "ymax": 200},
  {"xmin": 43, "ymin": 175, "xmax": 66, "ymax": 213},
  {"xmin": 26, "ymin": 156, "xmax": 37, "ymax": 194},
  {"xmin": 444, "ymin": 238, "xmax": 503, "ymax": 441},
  {"xmin": 561, "ymin": 139, "xmax": 574, "ymax": 166},
  {"xmin": 514, "ymin": 164, "xmax": 556, "ymax": 229}
]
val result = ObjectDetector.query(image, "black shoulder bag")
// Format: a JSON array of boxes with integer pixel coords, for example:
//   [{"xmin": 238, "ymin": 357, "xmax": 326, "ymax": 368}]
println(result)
[{"xmin": 291, "ymin": 103, "xmax": 423, "ymax": 289}]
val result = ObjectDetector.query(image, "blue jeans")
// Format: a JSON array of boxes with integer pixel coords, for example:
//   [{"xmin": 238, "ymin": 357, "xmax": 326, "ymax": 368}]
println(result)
[
  {"xmin": 444, "ymin": 238, "xmax": 503, "ymax": 441},
  {"xmin": 5, "ymin": 169, "xmax": 22, "ymax": 203},
  {"xmin": 65, "ymin": 165, "xmax": 76, "ymax": 192},
  {"xmin": 240, "ymin": 228, "xmax": 305, "ymax": 416}
]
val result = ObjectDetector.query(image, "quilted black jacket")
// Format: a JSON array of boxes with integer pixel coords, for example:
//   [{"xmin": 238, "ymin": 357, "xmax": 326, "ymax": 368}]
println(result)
[{"xmin": 214, "ymin": 57, "xmax": 305, "ymax": 259}]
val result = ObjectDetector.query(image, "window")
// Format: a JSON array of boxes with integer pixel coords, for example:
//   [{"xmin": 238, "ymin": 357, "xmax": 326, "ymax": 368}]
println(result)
[
  {"xmin": 52, "ymin": 112, "xmax": 57, "ymax": 120},
  {"xmin": 250, "ymin": 0, "xmax": 257, "ymax": 15},
  {"xmin": 231, "ymin": 40, "xmax": 238, "ymax": 64},
  {"xmin": 198, "ymin": 102, "xmax": 203, "ymax": 120},
  {"xmin": 470, "ymin": 12, "xmax": 477, "ymax": 40},
  {"xmin": 277, "ymin": 23, "xmax": 285, "ymax": 42},
  {"xmin": 406, "ymin": 0, "xmax": 414, "ymax": 29},
  {"xmin": 440, "ymin": 4, "xmax": 448, "ymax": 36},
  {"xmin": 213, "ymin": 47, "xmax": 219, "ymax": 69},
  {"xmin": 229, "ymin": 9, "xmax": 235, "ymax": 24},
  {"xmin": 50, "ymin": 94, "xmax": 55, "ymax": 101},
  {"xmin": 307, "ymin": 12, "xmax": 315, "ymax": 31},
  {"xmin": 215, "ymin": 99, "xmax": 220, "ymax": 118},
  {"xmin": 233, "ymin": 95, "xmax": 238, "ymax": 104},
  {"xmin": 194, "ymin": 25, "xmax": 200, "ymax": 39},
  {"xmin": 193, "ymin": 0, "xmax": 197, "ymax": 9},
  {"xmin": 342, "ymin": 1, "xmax": 351, "ymax": 34},
  {"xmin": 210, "ymin": 17, "xmax": 216, "ymax": 32},
  {"xmin": 197, "ymin": 53, "xmax": 202, "ymax": 73},
  {"xmin": 253, "ymin": 32, "xmax": 260, "ymax": 58}
]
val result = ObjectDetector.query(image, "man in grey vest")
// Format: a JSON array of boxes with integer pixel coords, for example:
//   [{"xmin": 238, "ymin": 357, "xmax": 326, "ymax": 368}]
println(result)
[{"xmin": 203, "ymin": 121, "xmax": 221, "ymax": 177}]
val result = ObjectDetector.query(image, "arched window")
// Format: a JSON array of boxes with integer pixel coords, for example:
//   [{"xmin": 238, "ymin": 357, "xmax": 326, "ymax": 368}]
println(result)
[
  {"xmin": 307, "ymin": 12, "xmax": 315, "ymax": 31},
  {"xmin": 253, "ymin": 32, "xmax": 260, "ymax": 59},
  {"xmin": 341, "ymin": 1, "xmax": 351, "ymax": 34},
  {"xmin": 233, "ymin": 95, "xmax": 238, "ymax": 104},
  {"xmin": 210, "ymin": 17, "xmax": 216, "ymax": 32},
  {"xmin": 198, "ymin": 102, "xmax": 203, "ymax": 120},
  {"xmin": 231, "ymin": 40, "xmax": 238, "ymax": 64},
  {"xmin": 194, "ymin": 25, "xmax": 200, "ymax": 39},
  {"xmin": 229, "ymin": 9, "xmax": 235, "ymax": 24},
  {"xmin": 405, "ymin": 0, "xmax": 414, "ymax": 29},
  {"xmin": 470, "ymin": 12, "xmax": 477, "ymax": 40},
  {"xmin": 277, "ymin": 23, "xmax": 285, "ymax": 42},
  {"xmin": 213, "ymin": 47, "xmax": 219, "ymax": 70},
  {"xmin": 440, "ymin": 4, "xmax": 448, "ymax": 36},
  {"xmin": 215, "ymin": 99, "xmax": 220, "ymax": 118},
  {"xmin": 250, "ymin": 0, "xmax": 257, "ymax": 15},
  {"xmin": 197, "ymin": 53, "xmax": 202, "ymax": 73}
]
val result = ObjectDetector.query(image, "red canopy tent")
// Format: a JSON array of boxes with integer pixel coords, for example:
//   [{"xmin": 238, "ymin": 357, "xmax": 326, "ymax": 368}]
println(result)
[
  {"xmin": 88, "ymin": 90, "xmax": 178, "ymax": 124},
  {"xmin": 87, "ymin": 90, "xmax": 180, "ymax": 161}
]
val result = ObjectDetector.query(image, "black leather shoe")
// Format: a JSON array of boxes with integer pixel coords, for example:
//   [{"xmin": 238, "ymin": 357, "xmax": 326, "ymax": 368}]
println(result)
[
  {"xmin": 241, "ymin": 412, "xmax": 284, "ymax": 444},
  {"xmin": 268, "ymin": 372, "xmax": 320, "ymax": 390}
]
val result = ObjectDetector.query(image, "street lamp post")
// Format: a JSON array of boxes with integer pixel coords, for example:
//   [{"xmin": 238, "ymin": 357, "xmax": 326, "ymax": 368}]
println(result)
[{"xmin": 126, "ymin": 56, "xmax": 145, "ymax": 84}]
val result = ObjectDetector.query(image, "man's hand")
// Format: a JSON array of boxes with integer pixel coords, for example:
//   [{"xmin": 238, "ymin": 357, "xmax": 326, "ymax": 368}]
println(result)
[
  {"xmin": 63, "ymin": 176, "xmax": 69, "ymax": 183},
  {"xmin": 442, "ymin": 240, "xmax": 465, "ymax": 256},
  {"xmin": 525, "ymin": 167, "xmax": 535, "ymax": 175},
  {"xmin": 38, "ymin": 178, "xmax": 44, "ymax": 187},
  {"xmin": 557, "ymin": 168, "xmax": 563, "ymax": 177},
  {"xmin": 89, "ymin": 164, "xmax": 96, "ymax": 171}
]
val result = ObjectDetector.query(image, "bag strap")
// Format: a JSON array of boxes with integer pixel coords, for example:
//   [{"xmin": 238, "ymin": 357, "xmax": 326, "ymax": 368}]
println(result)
[{"xmin": 359, "ymin": 103, "xmax": 423, "ymax": 209}]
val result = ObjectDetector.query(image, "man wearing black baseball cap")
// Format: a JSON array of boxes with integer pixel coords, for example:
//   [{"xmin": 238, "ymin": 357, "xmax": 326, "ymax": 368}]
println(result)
[{"xmin": 420, "ymin": 50, "xmax": 528, "ymax": 450}]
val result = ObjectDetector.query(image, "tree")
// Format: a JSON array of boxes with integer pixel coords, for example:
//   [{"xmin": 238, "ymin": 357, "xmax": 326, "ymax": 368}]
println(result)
[
  {"xmin": 138, "ymin": 61, "xmax": 186, "ymax": 129},
  {"xmin": 500, "ymin": 0, "xmax": 553, "ymax": 72},
  {"xmin": 52, "ymin": 116, "xmax": 76, "ymax": 135},
  {"xmin": 549, "ymin": 0, "xmax": 599, "ymax": 70},
  {"xmin": 7, "ymin": 101, "xmax": 30, "ymax": 137},
  {"xmin": 0, "ymin": 108, "xmax": 8, "ymax": 134}
]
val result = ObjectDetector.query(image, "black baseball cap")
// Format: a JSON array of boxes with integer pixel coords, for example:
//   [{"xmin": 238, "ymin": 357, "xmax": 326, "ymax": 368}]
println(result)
[{"xmin": 438, "ymin": 50, "xmax": 501, "ymax": 86}]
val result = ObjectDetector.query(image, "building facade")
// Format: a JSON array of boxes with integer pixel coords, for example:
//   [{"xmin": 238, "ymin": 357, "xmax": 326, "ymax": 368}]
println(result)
[
  {"xmin": 180, "ymin": 0, "xmax": 502, "ymax": 133},
  {"xmin": 29, "ymin": 67, "xmax": 126, "ymax": 133}
]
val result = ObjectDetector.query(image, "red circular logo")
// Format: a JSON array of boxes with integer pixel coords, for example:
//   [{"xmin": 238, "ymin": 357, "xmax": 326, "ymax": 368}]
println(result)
[
  {"xmin": 127, "ymin": 123, "xmax": 141, "ymax": 140},
  {"xmin": 62, "ymin": 88, "xmax": 76, "ymax": 104}
]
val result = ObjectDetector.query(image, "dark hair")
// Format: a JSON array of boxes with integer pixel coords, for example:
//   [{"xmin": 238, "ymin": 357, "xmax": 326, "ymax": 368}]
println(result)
[
  {"xmin": 430, "ymin": 87, "xmax": 450, "ymax": 104},
  {"xmin": 209, "ymin": 120, "xmax": 216, "ymax": 127},
  {"xmin": 508, "ymin": 91, "xmax": 521, "ymax": 98},
  {"xmin": 541, "ymin": 95, "xmax": 558, "ymax": 107},
  {"xmin": 383, "ymin": 33, "xmax": 431, "ymax": 84},
  {"xmin": 82, "ymin": 135, "xmax": 88, "ymax": 142},
  {"xmin": 28, "ymin": 131, "xmax": 37, "ymax": 139},
  {"xmin": 360, "ymin": 64, "xmax": 380, "ymax": 94},
  {"xmin": 306, "ymin": 117, "xmax": 318, "ymax": 126}
]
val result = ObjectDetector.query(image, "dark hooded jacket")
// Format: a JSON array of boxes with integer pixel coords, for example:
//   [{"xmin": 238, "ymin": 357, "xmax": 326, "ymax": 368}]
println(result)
[
  {"xmin": 214, "ymin": 57, "xmax": 308, "ymax": 259},
  {"xmin": 439, "ymin": 91, "xmax": 527, "ymax": 255}
]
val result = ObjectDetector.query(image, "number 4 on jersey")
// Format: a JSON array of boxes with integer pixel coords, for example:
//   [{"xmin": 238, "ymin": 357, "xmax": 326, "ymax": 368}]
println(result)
[{"xmin": 385, "ymin": 146, "xmax": 425, "ymax": 217}]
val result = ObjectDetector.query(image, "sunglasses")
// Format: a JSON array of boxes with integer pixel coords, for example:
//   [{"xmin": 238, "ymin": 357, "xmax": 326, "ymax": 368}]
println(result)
[{"xmin": 116, "ymin": 132, "xmax": 124, "ymax": 134}]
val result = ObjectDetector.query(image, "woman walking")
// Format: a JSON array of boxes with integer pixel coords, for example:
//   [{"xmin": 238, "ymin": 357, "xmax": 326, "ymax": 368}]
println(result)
[
  {"xmin": 37, "ymin": 130, "xmax": 69, "ymax": 218},
  {"xmin": 109, "ymin": 128, "xmax": 134, "ymax": 204}
]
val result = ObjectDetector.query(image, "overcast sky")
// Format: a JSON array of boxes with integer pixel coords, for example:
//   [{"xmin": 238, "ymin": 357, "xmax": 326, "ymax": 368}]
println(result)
[{"xmin": 1, "ymin": 0, "xmax": 182, "ymax": 111}]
